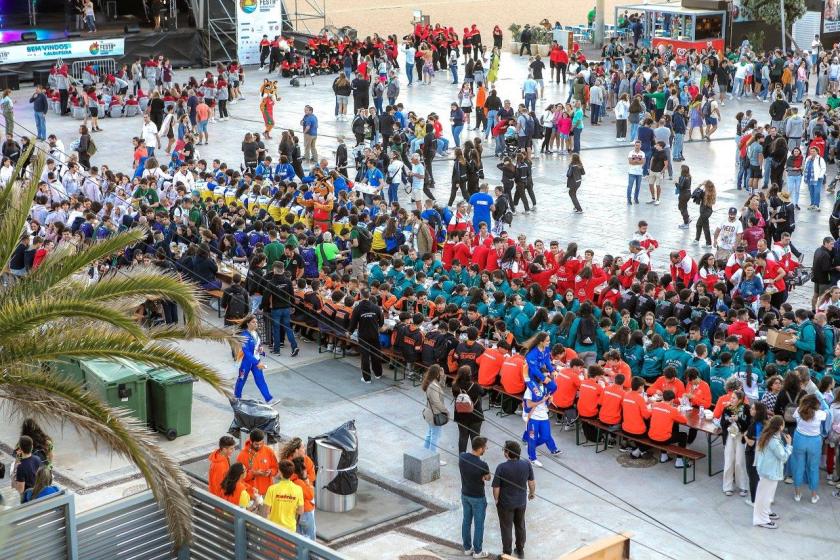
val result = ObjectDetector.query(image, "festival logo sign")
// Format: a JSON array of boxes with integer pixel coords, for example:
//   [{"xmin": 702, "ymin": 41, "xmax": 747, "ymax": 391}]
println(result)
[{"xmin": 240, "ymin": 0, "xmax": 257, "ymax": 14}]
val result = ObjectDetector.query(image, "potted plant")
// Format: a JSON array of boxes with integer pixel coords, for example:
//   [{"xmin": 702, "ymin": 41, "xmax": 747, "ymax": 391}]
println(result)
[{"xmin": 508, "ymin": 23, "xmax": 522, "ymax": 55}]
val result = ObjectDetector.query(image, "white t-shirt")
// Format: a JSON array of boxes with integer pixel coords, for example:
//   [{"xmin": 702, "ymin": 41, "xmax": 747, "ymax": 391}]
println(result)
[
  {"xmin": 794, "ymin": 409, "xmax": 827, "ymax": 437},
  {"xmin": 716, "ymin": 219, "xmax": 743, "ymax": 250},
  {"xmin": 523, "ymin": 386, "xmax": 549, "ymax": 421},
  {"xmin": 628, "ymin": 150, "xmax": 645, "ymax": 176}
]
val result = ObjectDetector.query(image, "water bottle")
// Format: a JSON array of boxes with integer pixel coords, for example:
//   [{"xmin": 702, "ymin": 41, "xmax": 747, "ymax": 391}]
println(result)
[{"xmin": 698, "ymin": 405, "xmax": 705, "ymax": 420}]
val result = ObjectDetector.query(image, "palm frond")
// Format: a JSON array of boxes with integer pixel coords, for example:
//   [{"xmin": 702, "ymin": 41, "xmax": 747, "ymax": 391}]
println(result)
[
  {"xmin": 0, "ymin": 298, "xmax": 145, "ymax": 341},
  {"xmin": 0, "ymin": 146, "xmax": 42, "ymax": 271},
  {"xmin": 0, "ymin": 368, "xmax": 192, "ymax": 546},
  {"xmin": 147, "ymin": 323, "xmax": 236, "ymax": 344},
  {"xmin": 2, "ymin": 328, "xmax": 230, "ymax": 396},
  {"xmin": 68, "ymin": 267, "xmax": 205, "ymax": 329},
  {"xmin": 4, "ymin": 229, "xmax": 146, "ymax": 305}
]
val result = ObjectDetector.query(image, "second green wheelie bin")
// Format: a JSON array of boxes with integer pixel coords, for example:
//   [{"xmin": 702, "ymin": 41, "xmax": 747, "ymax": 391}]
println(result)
[
  {"xmin": 81, "ymin": 359, "xmax": 149, "ymax": 424},
  {"xmin": 145, "ymin": 367, "xmax": 194, "ymax": 440}
]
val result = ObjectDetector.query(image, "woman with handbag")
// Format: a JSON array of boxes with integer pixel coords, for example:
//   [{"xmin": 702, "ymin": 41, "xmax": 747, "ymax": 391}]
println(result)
[
  {"xmin": 566, "ymin": 153, "xmax": 585, "ymax": 214},
  {"xmin": 452, "ymin": 365, "xmax": 485, "ymax": 453},
  {"xmin": 753, "ymin": 415, "xmax": 792, "ymax": 529},
  {"xmin": 422, "ymin": 364, "xmax": 449, "ymax": 466},
  {"xmin": 720, "ymin": 389, "xmax": 750, "ymax": 497}
]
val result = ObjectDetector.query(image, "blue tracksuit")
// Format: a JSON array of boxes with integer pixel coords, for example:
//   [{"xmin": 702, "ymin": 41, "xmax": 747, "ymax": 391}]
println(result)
[{"xmin": 235, "ymin": 329, "xmax": 273, "ymax": 402}]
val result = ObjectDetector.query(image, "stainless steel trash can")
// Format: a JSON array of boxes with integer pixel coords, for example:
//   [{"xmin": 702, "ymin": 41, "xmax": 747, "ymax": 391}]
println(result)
[{"xmin": 316, "ymin": 440, "xmax": 356, "ymax": 512}]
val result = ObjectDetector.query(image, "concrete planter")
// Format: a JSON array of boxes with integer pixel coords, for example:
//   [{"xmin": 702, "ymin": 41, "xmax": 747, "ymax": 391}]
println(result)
[{"xmin": 509, "ymin": 41, "xmax": 521, "ymax": 54}]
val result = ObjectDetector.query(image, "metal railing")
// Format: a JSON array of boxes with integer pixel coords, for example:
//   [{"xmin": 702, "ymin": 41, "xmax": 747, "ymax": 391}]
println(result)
[
  {"xmin": 70, "ymin": 58, "xmax": 118, "ymax": 83},
  {"xmin": 0, "ymin": 486, "xmax": 349, "ymax": 560}
]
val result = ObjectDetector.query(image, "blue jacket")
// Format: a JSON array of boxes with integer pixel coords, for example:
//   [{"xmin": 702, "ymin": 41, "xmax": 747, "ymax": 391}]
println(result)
[
  {"xmin": 755, "ymin": 435, "xmax": 792, "ymax": 481},
  {"xmin": 239, "ymin": 330, "xmax": 262, "ymax": 371},
  {"xmin": 526, "ymin": 346, "xmax": 555, "ymax": 384}
]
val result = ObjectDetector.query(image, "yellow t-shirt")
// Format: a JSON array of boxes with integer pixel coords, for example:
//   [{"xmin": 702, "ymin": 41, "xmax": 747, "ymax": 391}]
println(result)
[{"xmin": 264, "ymin": 480, "xmax": 303, "ymax": 532}]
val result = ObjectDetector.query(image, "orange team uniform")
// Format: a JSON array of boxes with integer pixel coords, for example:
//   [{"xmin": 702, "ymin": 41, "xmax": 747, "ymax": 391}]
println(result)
[
  {"xmin": 685, "ymin": 380, "xmax": 712, "ymax": 408},
  {"xmin": 552, "ymin": 367, "xmax": 582, "ymax": 408},
  {"xmin": 598, "ymin": 383, "xmax": 625, "ymax": 425},
  {"xmin": 304, "ymin": 454, "xmax": 316, "ymax": 483},
  {"xmin": 207, "ymin": 448, "xmax": 230, "ymax": 497},
  {"xmin": 554, "ymin": 348, "xmax": 578, "ymax": 365},
  {"xmin": 621, "ymin": 391, "xmax": 651, "ymax": 435},
  {"xmin": 222, "ymin": 480, "xmax": 253, "ymax": 507},
  {"xmin": 476, "ymin": 346, "xmax": 505, "ymax": 386},
  {"xmin": 604, "ymin": 360, "xmax": 632, "ymax": 389},
  {"xmin": 647, "ymin": 402, "xmax": 688, "ymax": 442},
  {"xmin": 712, "ymin": 392, "xmax": 750, "ymax": 419},
  {"xmin": 499, "ymin": 353, "xmax": 527, "ymax": 394},
  {"xmin": 576, "ymin": 378, "xmax": 603, "ymax": 418},
  {"xmin": 236, "ymin": 441, "xmax": 279, "ymax": 495},
  {"xmin": 646, "ymin": 376, "xmax": 686, "ymax": 399},
  {"xmin": 291, "ymin": 474, "xmax": 316, "ymax": 513}
]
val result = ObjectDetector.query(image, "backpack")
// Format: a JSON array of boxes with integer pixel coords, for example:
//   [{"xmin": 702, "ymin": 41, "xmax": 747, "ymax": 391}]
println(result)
[
  {"xmin": 454, "ymin": 386, "xmax": 475, "ymax": 413},
  {"xmin": 691, "ymin": 186, "xmax": 705, "ymax": 205},
  {"xmin": 577, "ymin": 317, "xmax": 596, "ymax": 346},
  {"xmin": 700, "ymin": 313, "xmax": 720, "ymax": 339},
  {"xmin": 300, "ymin": 247, "xmax": 319, "ymax": 278},
  {"xmin": 70, "ymin": 215, "xmax": 86, "ymax": 233},
  {"xmin": 87, "ymin": 138, "xmax": 98, "ymax": 156},
  {"xmin": 531, "ymin": 115, "xmax": 544, "ymax": 139},
  {"xmin": 783, "ymin": 390, "xmax": 801, "ymax": 423},
  {"xmin": 225, "ymin": 286, "xmax": 249, "ymax": 319},
  {"xmin": 701, "ymin": 100, "xmax": 712, "ymax": 117},
  {"xmin": 523, "ymin": 115, "xmax": 534, "ymax": 137},
  {"xmin": 354, "ymin": 226, "xmax": 372, "ymax": 254},
  {"xmin": 665, "ymin": 97, "xmax": 675, "ymax": 111},
  {"xmin": 813, "ymin": 322, "xmax": 826, "ymax": 356}
]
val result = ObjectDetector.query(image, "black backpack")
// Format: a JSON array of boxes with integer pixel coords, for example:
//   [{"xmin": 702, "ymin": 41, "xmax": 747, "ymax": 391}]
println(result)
[
  {"xmin": 577, "ymin": 316, "xmax": 596, "ymax": 346},
  {"xmin": 355, "ymin": 226, "xmax": 372, "ymax": 254},
  {"xmin": 814, "ymin": 322, "xmax": 826, "ymax": 356}
]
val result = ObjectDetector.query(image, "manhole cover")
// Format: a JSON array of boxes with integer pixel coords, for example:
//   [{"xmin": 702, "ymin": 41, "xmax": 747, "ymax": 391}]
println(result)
[{"xmin": 616, "ymin": 453, "xmax": 658, "ymax": 468}]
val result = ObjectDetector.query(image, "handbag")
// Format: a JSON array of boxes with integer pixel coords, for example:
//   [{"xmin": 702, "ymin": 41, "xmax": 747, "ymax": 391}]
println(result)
[{"xmin": 428, "ymin": 394, "xmax": 449, "ymax": 426}]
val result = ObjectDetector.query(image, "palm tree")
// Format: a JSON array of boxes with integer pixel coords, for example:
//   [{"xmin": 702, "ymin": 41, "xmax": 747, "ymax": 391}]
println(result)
[{"xmin": 1, "ymin": 144, "xmax": 230, "ymax": 547}]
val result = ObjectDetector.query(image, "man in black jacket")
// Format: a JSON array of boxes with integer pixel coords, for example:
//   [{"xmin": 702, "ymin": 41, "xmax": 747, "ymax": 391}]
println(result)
[
  {"xmin": 811, "ymin": 237, "xmax": 838, "ymax": 309},
  {"xmin": 263, "ymin": 262, "xmax": 300, "ymax": 357},
  {"xmin": 348, "ymin": 289, "xmax": 384, "ymax": 383}
]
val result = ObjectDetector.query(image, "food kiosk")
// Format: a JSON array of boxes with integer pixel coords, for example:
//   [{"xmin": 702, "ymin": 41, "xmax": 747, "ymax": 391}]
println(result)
[{"xmin": 614, "ymin": 1, "xmax": 728, "ymax": 57}]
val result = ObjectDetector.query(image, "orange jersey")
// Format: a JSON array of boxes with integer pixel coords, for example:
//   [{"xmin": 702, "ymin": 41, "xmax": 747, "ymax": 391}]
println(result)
[
  {"xmin": 604, "ymin": 360, "xmax": 632, "ymax": 389},
  {"xmin": 577, "ymin": 378, "xmax": 603, "ymax": 418},
  {"xmin": 207, "ymin": 449, "xmax": 230, "ymax": 498},
  {"xmin": 621, "ymin": 391, "xmax": 651, "ymax": 435},
  {"xmin": 552, "ymin": 367, "xmax": 582, "ymax": 408},
  {"xmin": 598, "ymin": 384, "xmax": 625, "ymax": 425},
  {"xmin": 292, "ymin": 475, "xmax": 316, "ymax": 512},
  {"xmin": 499, "ymin": 353, "xmax": 527, "ymax": 394},
  {"xmin": 685, "ymin": 380, "xmax": 712, "ymax": 408},
  {"xmin": 236, "ymin": 442, "xmax": 279, "ymax": 496},
  {"xmin": 646, "ymin": 376, "xmax": 686, "ymax": 399},
  {"xmin": 476, "ymin": 347, "xmax": 505, "ymax": 386},
  {"xmin": 222, "ymin": 480, "xmax": 253, "ymax": 506},
  {"xmin": 712, "ymin": 391, "xmax": 750, "ymax": 419},
  {"xmin": 648, "ymin": 402, "xmax": 687, "ymax": 442}
]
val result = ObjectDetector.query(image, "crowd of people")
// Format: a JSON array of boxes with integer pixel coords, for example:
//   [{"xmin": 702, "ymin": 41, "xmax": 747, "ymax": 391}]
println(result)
[{"xmin": 6, "ymin": 11, "xmax": 840, "ymax": 559}]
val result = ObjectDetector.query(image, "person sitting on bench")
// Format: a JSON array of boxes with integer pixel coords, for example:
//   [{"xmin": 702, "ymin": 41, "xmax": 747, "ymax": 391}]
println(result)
[
  {"xmin": 648, "ymin": 389, "xmax": 691, "ymax": 468},
  {"xmin": 622, "ymin": 376, "xmax": 652, "ymax": 458}
]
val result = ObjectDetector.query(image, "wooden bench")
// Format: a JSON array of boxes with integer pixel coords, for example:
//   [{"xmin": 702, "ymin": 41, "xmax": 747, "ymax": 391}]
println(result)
[
  {"xmin": 492, "ymin": 385, "xmax": 524, "ymax": 417},
  {"xmin": 574, "ymin": 416, "xmax": 706, "ymax": 484},
  {"xmin": 204, "ymin": 289, "xmax": 223, "ymax": 318}
]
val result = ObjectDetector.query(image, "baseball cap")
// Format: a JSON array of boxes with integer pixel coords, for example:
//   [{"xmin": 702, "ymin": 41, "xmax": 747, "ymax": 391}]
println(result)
[
  {"xmin": 629, "ymin": 240, "xmax": 641, "ymax": 249},
  {"xmin": 728, "ymin": 207, "xmax": 738, "ymax": 215}
]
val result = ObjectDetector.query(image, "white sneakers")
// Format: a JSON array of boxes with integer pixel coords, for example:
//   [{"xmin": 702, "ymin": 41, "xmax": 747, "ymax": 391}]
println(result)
[{"xmin": 531, "ymin": 459, "xmax": 543, "ymax": 468}]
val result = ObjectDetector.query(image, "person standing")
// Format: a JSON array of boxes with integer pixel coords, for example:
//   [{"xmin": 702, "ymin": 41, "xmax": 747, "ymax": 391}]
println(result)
[
  {"xmin": 12, "ymin": 436, "xmax": 42, "ymax": 497},
  {"xmin": 348, "ymin": 289, "xmax": 384, "ymax": 383},
  {"xmin": 422, "ymin": 365, "xmax": 449, "ymax": 465},
  {"xmin": 207, "ymin": 435, "xmax": 237, "ymax": 498},
  {"xmin": 713, "ymin": 207, "xmax": 744, "ymax": 261},
  {"xmin": 804, "ymin": 145, "xmax": 826, "ymax": 211},
  {"xmin": 29, "ymin": 85, "xmax": 48, "ymax": 141},
  {"xmin": 301, "ymin": 105, "xmax": 319, "ymax": 162},
  {"xmin": 812, "ymin": 236, "xmax": 836, "ymax": 310},
  {"xmin": 791, "ymin": 394, "xmax": 828, "ymax": 503},
  {"xmin": 141, "ymin": 114, "xmax": 159, "ymax": 157},
  {"xmin": 614, "ymin": 93, "xmax": 629, "ymax": 141},
  {"xmin": 753, "ymin": 415, "xmax": 792, "ymax": 529},
  {"xmin": 453, "ymin": 365, "xmax": 485, "ymax": 453},
  {"xmin": 492, "ymin": 440, "xmax": 535, "ymax": 559},
  {"xmin": 263, "ymin": 262, "xmax": 300, "ymax": 358},
  {"xmin": 459, "ymin": 436, "xmax": 490, "ymax": 559},
  {"xmin": 262, "ymin": 460, "xmax": 304, "ymax": 533},
  {"xmin": 571, "ymin": 100, "xmax": 584, "ymax": 154},
  {"xmin": 626, "ymin": 140, "xmax": 645, "ymax": 205},
  {"xmin": 195, "ymin": 96, "xmax": 210, "ymax": 145},
  {"xmin": 566, "ymin": 153, "xmax": 585, "ymax": 213},
  {"xmin": 234, "ymin": 315, "xmax": 273, "ymax": 403},
  {"xmin": 237, "ymin": 428, "xmax": 279, "ymax": 497}
]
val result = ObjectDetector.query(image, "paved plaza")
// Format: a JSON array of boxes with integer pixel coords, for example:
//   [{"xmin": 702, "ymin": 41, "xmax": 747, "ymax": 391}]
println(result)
[{"xmin": 2, "ymin": 52, "xmax": 839, "ymax": 558}]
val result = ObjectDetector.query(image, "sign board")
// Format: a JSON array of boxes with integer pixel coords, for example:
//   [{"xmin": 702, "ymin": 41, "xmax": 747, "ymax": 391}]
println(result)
[
  {"xmin": 0, "ymin": 38, "xmax": 125, "ymax": 65},
  {"xmin": 651, "ymin": 37, "xmax": 724, "ymax": 64},
  {"xmin": 236, "ymin": 0, "xmax": 285, "ymax": 65}
]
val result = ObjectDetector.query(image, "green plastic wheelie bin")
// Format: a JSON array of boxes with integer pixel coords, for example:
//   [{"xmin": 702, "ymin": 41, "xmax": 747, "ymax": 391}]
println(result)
[
  {"xmin": 48, "ymin": 358, "xmax": 85, "ymax": 386},
  {"xmin": 81, "ymin": 359, "xmax": 149, "ymax": 424},
  {"xmin": 146, "ymin": 367, "xmax": 194, "ymax": 440}
]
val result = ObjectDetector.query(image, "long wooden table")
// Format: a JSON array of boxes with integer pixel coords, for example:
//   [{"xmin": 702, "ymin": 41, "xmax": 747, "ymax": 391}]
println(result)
[{"xmin": 683, "ymin": 407, "xmax": 723, "ymax": 477}]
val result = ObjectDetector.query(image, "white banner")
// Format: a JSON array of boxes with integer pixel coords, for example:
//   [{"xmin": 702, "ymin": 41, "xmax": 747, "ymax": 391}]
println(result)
[
  {"xmin": 236, "ymin": 0, "xmax": 285, "ymax": 65},
  {"xmin": 0, "ymin": 38, "xmax": 125, "ymax": 65}
]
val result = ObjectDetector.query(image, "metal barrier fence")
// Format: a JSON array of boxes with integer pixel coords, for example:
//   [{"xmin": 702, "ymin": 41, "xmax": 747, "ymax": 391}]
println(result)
[
  {"xmin": 0, "ymin": 486, "xmax": 349, "ymax": 560},
  {"xmin": 70, "ymin": 58, "xmax": 118, "ymax": 82}
]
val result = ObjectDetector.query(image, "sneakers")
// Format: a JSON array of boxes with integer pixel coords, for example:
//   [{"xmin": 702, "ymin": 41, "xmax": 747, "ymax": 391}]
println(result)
[
  {"xmin": 361, "ymin": 377, "xmax": 372, "ymax": 384},
  {"xmin": 659, "ymin": 452, "xmax": 671, "ymax": 463},
  {"xmin": 678, "ymin": 224, "xmax": 689, "ymax": 229},
  {"xmin": 550, "ymin": 449, "xmax": 563, "ymax": 456},
  {"xmin": 768, "ymin": 512, "xmax": 779, "ymax": 520},
  {"xmin": 439, "ymin": 459, "xmax": 447, "ymax": 466},
  {"xmin": 674, "ymin": 458, "xmax": 688, "ymax": 468},
  {"xmin": 811, "ymin": 494, "xmax": 820, "ymax": 504},
  {"xmin": 473, "ymin": 552, "xmax": 489, "ymax": 559},
  {"xmin": 739, "ymin": 489, "xmax": 748, "ymax": 497},
  {"xmin": 784, "ymin": 477, "xmax": 793, "ymax": 484},
  {"xmin": 654, "ymin": 199, "xmax": 661, "ymax": 205},
  {"xmin": 793, "ymin": 493, "xmax": 801, "ymax": 502},
  {"xmin": 631, "ymin": 448, "xmax": 642, "ymax": 459},
  {"xmin": 464, "ymin": 550, "xmax": 473, "ymax": 556},
  {"xmin": 758, "ymin": 522, "xmax": 778, "ymax": 529},
  {"xmin": 531, "ymin": 459, "xmax": 544, "ymax": 468},
  {"xmin": 290, "ymin": 348, "xmax": 300, "ymax": 357},
  {"xmin": 724, "ymin": 490, "xmax": 734, "ymax": 496},
  {"xmin": 618, "ymin": 445, "xmax": 632, "ymax": 453}
]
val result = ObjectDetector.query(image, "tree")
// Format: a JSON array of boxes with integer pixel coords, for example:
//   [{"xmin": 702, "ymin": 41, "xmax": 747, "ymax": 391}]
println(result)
[
  {"xmin": 741, "ymin": 0, "xmax": 806, "ymax": 27},
  {"xmin": 0, "ymin": 144, "xmax": 230, "ymax": 547}
]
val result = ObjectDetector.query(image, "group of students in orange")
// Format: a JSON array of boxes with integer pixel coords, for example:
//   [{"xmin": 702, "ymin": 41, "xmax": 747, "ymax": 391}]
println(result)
[
  {"xmin": 206, "ymin": 431, "xmax": 317, "ymax": 538},
  {"xmin": 474, "ymin": 337, "xmax": 727, "ymax": 468}
]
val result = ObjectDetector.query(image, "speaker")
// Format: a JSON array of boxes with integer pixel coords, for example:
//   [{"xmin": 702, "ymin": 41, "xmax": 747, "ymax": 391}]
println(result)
[
  {"xmin": 0, "ymin": 72, "xmax": 20, "ymax": 91},
  {"xmin": 33, "ymin": 69, "xmax": 52, "ymax": 88},
  {"xmin": 20, "ymin": 31, "xmax": 37, "ymax": 42},
  {"xmin": 124, "ymin": 24, "xmax": 141, "ymax": 34}
]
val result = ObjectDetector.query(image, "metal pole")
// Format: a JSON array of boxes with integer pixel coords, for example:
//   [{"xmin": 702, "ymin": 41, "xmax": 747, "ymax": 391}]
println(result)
[
  {"xmin": 595, "ymin": 0, "xmax": 605, "ymax": 48},
  {"xmin": 780, "ymin": 0, "xmax": 786, "ymax": 53}
]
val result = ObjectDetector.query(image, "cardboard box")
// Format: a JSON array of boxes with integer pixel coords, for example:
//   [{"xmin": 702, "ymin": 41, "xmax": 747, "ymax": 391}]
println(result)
[{"xmin": 767, "ymin": 329, "xmax": 796, "ymax": 352}]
